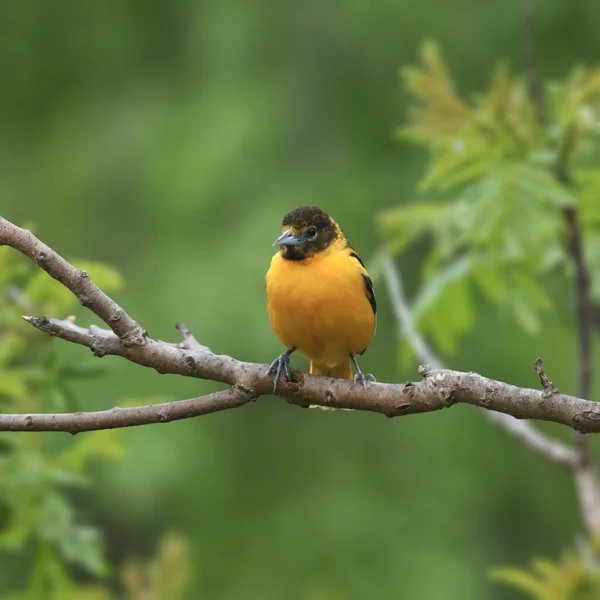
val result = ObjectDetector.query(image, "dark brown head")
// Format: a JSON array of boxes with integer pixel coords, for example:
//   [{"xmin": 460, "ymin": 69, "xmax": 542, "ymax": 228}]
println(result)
[{"xmin": 273, "ymin": 206, "xmax": 345, "ymax": 260}]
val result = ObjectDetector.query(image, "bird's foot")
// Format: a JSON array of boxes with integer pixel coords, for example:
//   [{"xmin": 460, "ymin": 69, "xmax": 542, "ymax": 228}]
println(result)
[
  {"xmin": 266, "ymin": 348, "xmax": 295, "ymax": 393},
  {"xmin": 353, "ymin": 372, "xmax": 377, "ymax": 389},
  {"xmin": 350, "ymin": 353, "xmax": 375, "ymax": 389}
]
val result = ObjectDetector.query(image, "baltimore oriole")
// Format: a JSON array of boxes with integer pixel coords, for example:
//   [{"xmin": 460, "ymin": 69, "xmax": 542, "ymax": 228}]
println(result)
[{"xmin": 265, "ymin": 206, "xmax": 376, "ymax": 392}]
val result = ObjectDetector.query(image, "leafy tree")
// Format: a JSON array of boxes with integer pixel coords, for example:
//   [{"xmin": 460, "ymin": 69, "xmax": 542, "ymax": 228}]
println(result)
[{"xmin": 379, "ymin": 41, "xmax": 600, "ymax": 599}]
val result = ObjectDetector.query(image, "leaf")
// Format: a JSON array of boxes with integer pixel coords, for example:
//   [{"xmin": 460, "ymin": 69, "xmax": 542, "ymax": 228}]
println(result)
[
  {"xmin": 377, "ymin": 202, "xmax": 444, "ymax": 254},
  {"xmin": 509, "ymin": 290, "xmax": 542, "ymax": 335},
  {"xmin": 57, "ymin": 525, "xmax": 109, "ymax": 577},
  {"xmin": 24, "ymin": 260, "xmax": 123, "ymax": 315},
  {"xmin": 490, "ymin": 567, "xmax": 547, "ymax": 598},
  {"xmin": 39, "ymin": 492, "xmax": 109, "ymax": 576},
  {"xmin": 123, "ymin": 534, "xmax": 191, "ymax": 600},
  {"xmin": 491, "ymin": 548, "xmax": 600, "ymax": 599},
  {"xmin": 411, "ymin": 257, "xmax": 474, "ymax": 355},
  {"xmin": 58, "ymin": 430, "xmax": 124, "ymax": 472}
]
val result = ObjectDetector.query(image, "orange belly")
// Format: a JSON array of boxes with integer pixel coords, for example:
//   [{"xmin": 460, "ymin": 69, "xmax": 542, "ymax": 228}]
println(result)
[{"xmin": 266, "ymin": 251, "xmax": 375, "ymax": 368}]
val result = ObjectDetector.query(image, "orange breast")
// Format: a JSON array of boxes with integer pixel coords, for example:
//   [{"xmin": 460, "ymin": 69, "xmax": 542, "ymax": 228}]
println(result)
[{"xmin": 266, "ymin": 250, "xmax": 375, "ymax": 367}]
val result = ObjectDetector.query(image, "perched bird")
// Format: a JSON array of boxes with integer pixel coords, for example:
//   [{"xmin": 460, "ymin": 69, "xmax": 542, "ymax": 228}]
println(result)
[{"xmin": 265, "ymin": 206, "xmax": 376, "ymax": 392}]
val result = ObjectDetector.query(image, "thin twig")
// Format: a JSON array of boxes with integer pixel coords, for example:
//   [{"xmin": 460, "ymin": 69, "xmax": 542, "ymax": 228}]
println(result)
[
  {"xmin": 523, "ymin": 0, "xmax": 547, "ymax": 127},
  {"xmin": 535, "ymin": 357, "xmax": 559, "ymax": 397},
  {"xmin": 382, "ymin": 257, "xmax": 441, "ymax": 367},
  {"xmin": 175, "ymin": 322, "xmax": 211, "ymax": 352},
  {"xmin": 382, "ymin": 255, "xmax": 577, "ymax": 467}
]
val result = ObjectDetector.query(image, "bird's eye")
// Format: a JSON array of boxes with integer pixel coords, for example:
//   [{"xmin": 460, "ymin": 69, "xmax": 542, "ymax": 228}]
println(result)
[{"xmin": 306, "ymin": 226, "xmax": 317, "ymax": 239}]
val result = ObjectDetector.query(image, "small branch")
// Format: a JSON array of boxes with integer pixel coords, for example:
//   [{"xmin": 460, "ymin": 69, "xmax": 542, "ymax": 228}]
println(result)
[
  {"xmin": 484, "ymin": 411, "xmax": 576, "ymax": 468},
  {"xmin": 175, "ymin": 322, "xmax": 210, "ymax": 352},
  {"xmin": 0, "ymin": 387, "xmax": 257, "ymax": 434},
  {"xmin": 382, "ymin": 257, "xmax": 441, "ymax": 367},
  {"xmin": 523, "ymin": 0, "xmax": 548, "ymax": 127},
  {"xmin": 535, "ymin": 357, "xmax": 559, "ymax": 397},
  {"xmin": 7, "ymin": 313, "xmax": 600, "ymax": 435},
  {"xmin": 563, "ymin": 206, "xmax": 594, "ymax": 402},
  {"xmin": 0, "ymin": 218, "xmax": 145, "ymax": 345},
  {"xmin": 382, "ymin": 254, "xmax": 577, "ymax": 467}
]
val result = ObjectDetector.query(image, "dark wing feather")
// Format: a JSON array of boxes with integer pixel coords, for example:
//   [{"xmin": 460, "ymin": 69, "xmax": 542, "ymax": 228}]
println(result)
[
  {"xmin": 349, "ymin": 251, "xmax": 376, "ymax": 316},
  {"xmin": 362, "ymin": 273, "xmax": 376, "ymax": 316},
  {"xmin": 348, "ymin": 250, "xmax": 376, "ymax": 355}
]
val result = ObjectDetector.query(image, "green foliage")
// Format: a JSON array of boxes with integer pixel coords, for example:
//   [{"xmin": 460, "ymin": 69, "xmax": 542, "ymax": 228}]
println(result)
[
  {"xmin": 0, "ymin": 246, "xmax": 123, "ymax": 595},
  {"xmin": 122, "ymin": 534, "xmax": 191, "ymax": 600},
  {"xmin": 380, "ymin": 42, "xmax": 600, "ymax": 356},
  {"xmin": 0, "ymin": 245, "xmax": 191, "ymax": 597},
  {"xmin": 491, "ymin": 546, "xmax": 600, "ymax": 599}
]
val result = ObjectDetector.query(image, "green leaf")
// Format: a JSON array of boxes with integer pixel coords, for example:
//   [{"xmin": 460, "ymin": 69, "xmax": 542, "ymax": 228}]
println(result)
[
  {"xmin": 24, "ymin": 260, "xmax": 123, "ymax": 315},
  {"xmin": 490, "ymin": 567, "xmax": 547, "ymax": 597},
  {"xmin": 412, "ymin": 257, "xmax": 474, "ymax": 355},
  {"xmin": 509, "ymin": 290, "xmax": 542, "ymax": 335},
  {"xmin": 58, "ymin": 430, "xmax": 124, "ymax": 472},
  {"xmin": 38, "ymin": 492, "xmax": 109, "ymax": 577},
  {"xmin": 377, "ymin": 202, "xmax": 444, "ymax": 254}
]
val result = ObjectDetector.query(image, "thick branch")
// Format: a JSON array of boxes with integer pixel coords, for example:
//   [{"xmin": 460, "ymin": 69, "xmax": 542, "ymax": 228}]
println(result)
[
  {"xmin": 0, "ymin": 216, "xmax": 599, "ymax": 440},
  {"xmin": 12, "ymin": 315, "xmax": 600, "ymax": 435}
]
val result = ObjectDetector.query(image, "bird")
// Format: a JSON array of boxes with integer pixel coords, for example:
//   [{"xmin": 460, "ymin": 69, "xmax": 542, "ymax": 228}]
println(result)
[{"xmin": 265, "ymin": 206, "xmax": 376, "ymax": 392}]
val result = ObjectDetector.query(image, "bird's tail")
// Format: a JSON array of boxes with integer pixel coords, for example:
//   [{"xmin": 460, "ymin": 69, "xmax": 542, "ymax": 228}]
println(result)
[{"xmin": 310, "ymin": 360, "xmax": 352, "ymax": 380}]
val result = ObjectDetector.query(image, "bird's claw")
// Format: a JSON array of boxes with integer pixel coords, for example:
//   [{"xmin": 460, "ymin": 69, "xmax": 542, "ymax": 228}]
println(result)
[
  {"xmin": 267, "ymin": 352, "xmax": 293, "ymax": 393},
  {"xmin": 353, "ymin": 372, "xmax": 376, "ymax": 389}
]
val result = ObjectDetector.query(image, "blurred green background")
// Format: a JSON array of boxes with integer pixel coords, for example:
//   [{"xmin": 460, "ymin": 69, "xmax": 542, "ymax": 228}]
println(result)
[{"xmin": 2, "ymin": 0, "xmax": 600, "ymax": 598}]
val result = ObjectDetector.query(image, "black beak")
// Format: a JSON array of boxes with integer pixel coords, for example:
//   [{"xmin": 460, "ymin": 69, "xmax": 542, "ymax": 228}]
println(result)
[{"xmin": 273, "ymin": 229, "xmax": 302, "ymax": 247}]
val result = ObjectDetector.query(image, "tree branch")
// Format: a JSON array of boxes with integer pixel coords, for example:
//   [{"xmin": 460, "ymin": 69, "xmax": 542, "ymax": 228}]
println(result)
[
  {"xmin": 381, "ymin": 255, "xmax": 578, "ymax": 468},
  {"xmin": 1, "ymin": 215, "xmax": 600, "ymax": 440},
  {"xmin": 523, "ymin": 0, "xmax": 548, "ymax": 127},
  {"xmin": 522, "ymin": 0, "xmax": 600, "ymax": 534},
  {"xmin": 0, "ymin": 218, "xmax": 146, "ymax": 345},
  {"xmin": 0, "ymin": 387, "xmax": 257, "ymax": 434}
]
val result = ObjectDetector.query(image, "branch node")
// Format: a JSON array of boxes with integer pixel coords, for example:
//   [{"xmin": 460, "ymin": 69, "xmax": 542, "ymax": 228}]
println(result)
[
  {"xmin": 184, "ymin": 354, "xmax": 197, "ymax": 373},
  {"xmin": 324, "ymin": 390, "xmax": 337, "ymax": 405},
  {"xmin": 109, "ymin": 309, "xmax": 123, "ymax": 323},
  {"xmin": 175, "ymin": 322, "xmax": 210, "ymax": 352},
  {"xmin": 90, "ymin": 339, "xmax": 107, "ymax": 358},
  {"xmin": 387, "ymin": 402, "xmax": 412, "ymax": 418},
  {"xmin": 573, "ymin": 412, "xmax": 600, "ymax": 434},
  {"xmin": 441, "ymin": 388, "xmax": 456, "ymax": 407},
  {"xmin": 418, "ymin": 364, "xmax": 432, "ymax": 378},
  {"xmin": 233, "ymin": 383, "xmax": 255, "ymax": 397}
]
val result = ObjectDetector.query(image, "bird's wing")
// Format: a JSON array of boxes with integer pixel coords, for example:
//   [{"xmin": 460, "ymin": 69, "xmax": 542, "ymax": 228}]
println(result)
[{"xmin": 349, "ymin": 251, "xmax": 376, "ymax": 317}]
